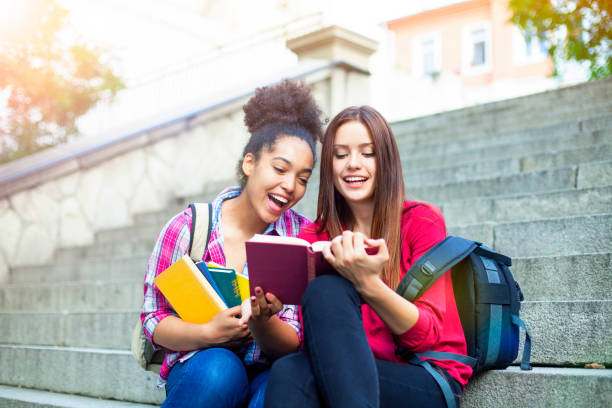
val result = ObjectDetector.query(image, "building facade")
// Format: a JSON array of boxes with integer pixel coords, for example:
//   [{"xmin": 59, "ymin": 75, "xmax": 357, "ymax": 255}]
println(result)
[{"xmin": 383, "ymin": 0, "xmax": 555, "ymax": 118}]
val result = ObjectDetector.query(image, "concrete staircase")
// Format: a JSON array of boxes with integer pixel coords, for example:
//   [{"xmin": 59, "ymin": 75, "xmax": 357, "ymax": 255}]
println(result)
[{"xmin": 1, "ymin": 79, "xmax": 611, "ymax": 406}]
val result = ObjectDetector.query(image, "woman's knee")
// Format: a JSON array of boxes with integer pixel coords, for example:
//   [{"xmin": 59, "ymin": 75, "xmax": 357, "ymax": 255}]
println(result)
[
  {"xmin": 266, "ymin": 352, "xmax": 317, "ymax": 407},
  {"xmin": 269, "ymin": 353, "xmax": 305, "ymax": 383},
  {"xmin": 189, "ymin": 348, "xmax": 248, "ymax": 394},
  {"xmin": 303, "ymin": 274, "xmax": 353, "ymax": 303},
  {"xmin": 302, "ymin": 274, "xmax": 358, "ymax": 311}
]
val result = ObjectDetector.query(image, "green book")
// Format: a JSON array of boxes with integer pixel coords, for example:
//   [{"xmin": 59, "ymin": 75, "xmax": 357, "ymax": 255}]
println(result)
[{"xmin": 207, "ymin": 264, "xmax": 242, "ymax": 308}]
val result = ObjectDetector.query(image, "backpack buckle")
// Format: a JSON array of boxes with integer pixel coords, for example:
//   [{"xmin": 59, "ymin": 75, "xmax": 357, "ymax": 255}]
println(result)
[{"xmin": 421, "ymin": 261, "xmax": 436, "ymax": 276}]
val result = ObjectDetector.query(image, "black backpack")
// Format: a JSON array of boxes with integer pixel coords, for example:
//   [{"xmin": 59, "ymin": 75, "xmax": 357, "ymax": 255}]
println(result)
[{"xmin": 396, "ymin": 236, "xmax": 532, "ymax": 408}]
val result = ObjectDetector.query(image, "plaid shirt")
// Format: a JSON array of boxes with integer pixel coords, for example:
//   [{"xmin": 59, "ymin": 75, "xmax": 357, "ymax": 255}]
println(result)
[{"xmin": 141, "ymin": 187, "xmax": 310, "ymax": 387}]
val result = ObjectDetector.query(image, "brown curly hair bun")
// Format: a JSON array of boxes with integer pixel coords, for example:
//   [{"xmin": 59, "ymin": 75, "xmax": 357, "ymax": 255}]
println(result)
[
  {"xmin": 237, "ymin": 79, "xmax": 324, "ymax": 186},
  {"xmin": 243, "ymin": 79, "xmax": 323, "ymax": 142}
]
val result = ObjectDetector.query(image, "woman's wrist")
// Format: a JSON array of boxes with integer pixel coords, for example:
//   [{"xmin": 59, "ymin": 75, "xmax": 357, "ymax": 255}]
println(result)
[
  {"xmin": 197, "ymin": 322, "xmax": 216, "ymax": 348},
  {"xmin": 354, "ymin": 274, "xmax": 387, "ymax": 299}
]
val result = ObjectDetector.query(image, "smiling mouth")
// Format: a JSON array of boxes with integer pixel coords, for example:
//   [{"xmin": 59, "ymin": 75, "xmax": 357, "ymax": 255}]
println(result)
[
  {"xmin": 268, "ymin": 193, "xmax": 289, "ymax": 209},
  {"xmin": 343, "ymin": 176, "xmax": 368, "ymax": 184}
]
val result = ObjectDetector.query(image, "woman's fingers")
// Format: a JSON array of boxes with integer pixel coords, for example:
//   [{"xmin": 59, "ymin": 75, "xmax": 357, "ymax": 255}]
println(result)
[
  {"xmin": 353, "ymin": 232, "xmax": 367, "ymax": 256},
  {"xmin": 341, "ymin": 230, "xmax": 354, "ymax": 260},
  {"xmin": 366, "ymin": 238, "xmax": 390, "ymax": 262},
  {"xmin": 226, "ymin": 305, "xmax": 243, "ymax": 318},
  {"xmin": 250, "ymin": 296, "xmax": 261, "ymax": 317},
  {"xmin": 238, "ymin": 298, "xmax": 252, "ymax": 325},
  {"xmin": 254, "ymin": 286, "xmax": 270, "ymax": 313},
  {"xmin": 325, "ymin": 235, "xmax": 343, "ymax": 264},
  {"xmin": 264, "ymin": 292, "xmax": 283, "ymax": 314}
]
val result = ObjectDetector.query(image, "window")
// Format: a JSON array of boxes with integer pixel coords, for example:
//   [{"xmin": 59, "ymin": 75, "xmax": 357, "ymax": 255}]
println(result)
[
  {"xmin": 412, "ymin": 32, "xmax": 441, "ymax": 78},
  {"xmin": 512, "ymin": 27, "xmax": 549, "ymax": 65},
  {"xmin": 462, "ymin": 22, "xmax": 492, "ymax": 74},
  {"xmin": 422, "ymin": 39, "xmax": 436, "ymax": 75},
  {"xmin": 471, "ymin": 28, "xmax": 487, "ymax": 66}
]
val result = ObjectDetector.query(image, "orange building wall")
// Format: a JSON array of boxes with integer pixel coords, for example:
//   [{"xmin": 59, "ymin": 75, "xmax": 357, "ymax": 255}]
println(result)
[{"xmin": 387, "ymin": 0, "xmax": 553, "ymax": 88}]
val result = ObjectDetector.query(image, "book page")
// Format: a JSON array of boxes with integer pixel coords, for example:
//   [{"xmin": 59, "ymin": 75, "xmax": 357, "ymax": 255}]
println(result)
[
  {"xmin": 248, "ymin": 234, "xmax": 311, "ymax": 246},
  {"xmin": 311, "ymin": 240, "xmax": 331, "ymax": 252}
]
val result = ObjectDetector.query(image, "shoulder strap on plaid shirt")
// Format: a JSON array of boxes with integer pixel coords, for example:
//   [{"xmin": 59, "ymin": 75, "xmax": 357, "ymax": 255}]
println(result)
[{"xmin": 189, "ymin": 203, "xmax": 213, "ymax": 262}]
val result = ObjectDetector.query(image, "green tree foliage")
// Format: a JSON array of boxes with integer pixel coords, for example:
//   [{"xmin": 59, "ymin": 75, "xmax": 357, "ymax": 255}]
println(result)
[
  {"xmin": 0, "ymin": 0, "xmax": 124, "ymax": 163},
  {"xmin": 509, "ymin": 0, "xmax": 612, "ymax": 79}
]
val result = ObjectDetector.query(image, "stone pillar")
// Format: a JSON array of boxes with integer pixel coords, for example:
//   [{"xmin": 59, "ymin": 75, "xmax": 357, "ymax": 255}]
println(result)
[{"xmin": 287, "ymin": 25, "xmax": 378, "ymax": 115}]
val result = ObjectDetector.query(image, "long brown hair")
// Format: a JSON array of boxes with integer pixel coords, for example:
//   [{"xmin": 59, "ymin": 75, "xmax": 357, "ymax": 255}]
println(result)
[{"xmin": 315, "ymin": 106, "xmax": 405, "ymax": 289}]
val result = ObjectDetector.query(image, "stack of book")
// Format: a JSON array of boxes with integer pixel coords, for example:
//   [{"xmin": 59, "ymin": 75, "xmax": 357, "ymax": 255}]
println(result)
[{"xmin": 153, "ymin": 255, "xmax": 249, "ymax": 324}]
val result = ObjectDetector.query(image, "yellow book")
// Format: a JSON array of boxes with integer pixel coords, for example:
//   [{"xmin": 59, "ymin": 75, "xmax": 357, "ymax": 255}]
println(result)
[
  {"xmin": 236, "ymin": 272, "xmax": 250, "ymax": 302},
  {"xmin": 154, "ymin": 254, "xmax": 227, "ymax": 324},
  {"xmin": 207, "ymin": 262, "xmax": 250, "ymax": 302}
]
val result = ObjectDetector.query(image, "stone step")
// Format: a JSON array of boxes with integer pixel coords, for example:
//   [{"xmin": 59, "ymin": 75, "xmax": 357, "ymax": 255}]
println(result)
[
  {"xmin": 418, "ymin": 159, "xmax": 610, "ymax": 204},
  {"xmin": 496, "ymin": 213, "xmax": 612, "ymax": 258},
  {"xmin": 133, "ymin": 205, "xmax": 186, "ymax": 227},
  {"xmin": 513, "ymin": 253, "xmax": 612, "ymax": 301},
  {"xmin": 0, "ymin": 252, "xmax": 605, "ymax": 315},
  {"xmin": 0, "ymin": 280, "xmax": 143, "ymax": 311},
  {"xmin": 55, "ymin": 238, "xmax": 157, "ymax": 264},
  {"xmin": 1, "ymin": 253, "xmax": 609, "ymax": 313},
  {"xmin": 1, "ymin": 300, "xmax": 608, "ymax": 366},
  {"xmin": 397, "ymin": 115, "xmax": 612, "ymax": 165},
  {"xmin": 68, "ymin": 184, "xmax": 611, "ymax": 263},
  {"xmin": 101, "ymin": 164, "xmax": 596, "ymax": 246},
  {"xmin": 443, "ymin": 185, "xmax": 612, "ymax": 226},
  {"xmin": 397, "ymin": 102, "xmax": 612, "ymax": 144},
  {"xmin": 403, "ymin": 157, "xmax": 520, "ymax": 187},
  {"xmin": 401, "ymin": 129, "xmax": 612, "ymax": 171},
  {"xmin": 95, "ymin": 224, "xmax": 163, "ymax": 245},
  {"xmin": 0, "ymin": 310, "xmax": 137, "ymax": 349},
  {"xmin": 578, "ymin": 160, "xmax": 612, "ymax": 189},
  {"xmin": 9, "ymin": 256, "xmax": 149, "ymax": 284},
  {"xmin": 12, "ymin": 215, "xmax": 612, "ymax": 286},
  {"xmin": 394, "ymin": 99, "xmax": 612, "ymax": 143},
  {"xmin": 0, "ymin": 343, "xmax": 609, "ymax": 407},
  {"xmin": 393, "ymin": 88, "xmax": 612, "ymax": 138},
  {"xmin": 461, "ymin": 366, "xmax": 612, "ymax": 408},
  {"xmin": 0, "ymin": 345, "xmax": 164, "ymax": 405},
  {"xmin": 449, "ymin": 213, "xmax": 612, "ymax": 258},
  {"xmin": 520, "ymin": 143, "xmax": 612, "ymax": 173},
  {"xmin": 403, "ymin": 143, "xmax": 612, "ymax": 187},
  {"xmin": 0, "ymin": 385, "xmax": 158, "ymax": 408},
  {"xmin": 518, "ymin": 300, "xmax": 611, "ymax": 367},
  {"xmin": 409, "ymin": 165, "xmax": 578, "ymax": 204}
]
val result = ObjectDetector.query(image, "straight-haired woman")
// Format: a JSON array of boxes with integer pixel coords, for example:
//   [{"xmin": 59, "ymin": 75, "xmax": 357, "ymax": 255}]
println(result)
[{"xmin": 265, "ymin": 106, "xmax": 472, "ymax": 407}]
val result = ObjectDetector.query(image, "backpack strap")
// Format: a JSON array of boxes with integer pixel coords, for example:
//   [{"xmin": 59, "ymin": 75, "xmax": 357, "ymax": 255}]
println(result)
[
  {"xmin": 397, "ymin": 236, "xmax": 480, "ymax": 301},
  {"xmin": 406, "ymin": 355, "xmax": 458, "ymax": 408},
  {"xmin": 188, "ymin": 203, "xmax": 213, "ymax": 262},
  {"xmin": 512, "ymin": 315, "xmax": 533, "ymax": 370},
  {"xmin": 415, "ymin": 351, "xmax": 478, "ymax": 368}
]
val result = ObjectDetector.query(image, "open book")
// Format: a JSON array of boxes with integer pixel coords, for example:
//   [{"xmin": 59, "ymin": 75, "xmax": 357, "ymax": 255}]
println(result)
[{"xmin": 245, "ymin": 234, "xmax": 335, "ymax": 305}]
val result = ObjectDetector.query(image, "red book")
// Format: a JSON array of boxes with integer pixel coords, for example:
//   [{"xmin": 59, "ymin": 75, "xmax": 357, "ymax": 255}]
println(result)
[
  {"xmin": 245, "ymin": 234, "xmax": 334, "ymax": 305},
  {"xmin": 245, "ymin": 234, "xmax": 378, "ymax": 305}
]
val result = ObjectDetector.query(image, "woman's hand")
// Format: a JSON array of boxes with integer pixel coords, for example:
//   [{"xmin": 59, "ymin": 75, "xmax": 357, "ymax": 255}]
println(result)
[
  {"xmin": 322, "ymin": 231, "xmax": 390, "ymax": 292},
  {"xmin": 206, "ymin": 305, "xmax": 252, "ymax": 349},
  {"xmin": 239, "ymin": 286, "xmax": 283, "ymax": 326}
]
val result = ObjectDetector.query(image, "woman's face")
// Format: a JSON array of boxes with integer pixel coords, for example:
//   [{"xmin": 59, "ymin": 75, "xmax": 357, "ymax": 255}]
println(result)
[
  {"xmin": 243, "ymin": 135, "xmax": 314, "ymax": 224},
  {"xmin": 332, "ymin": 120, "xmax": 377, "ymax": 206}
]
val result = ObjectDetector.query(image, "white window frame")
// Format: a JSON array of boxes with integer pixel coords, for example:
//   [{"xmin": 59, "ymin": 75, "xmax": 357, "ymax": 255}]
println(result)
[
  {"xmin": 461, "ymin": 21, "xmax": 492, "ymax": 75},
  {"xmin": 512, "ymin": 27, "xmax": 549, "ymax": 66},
  {"xmin": 412, "ymin": 32, "xmax": 442, "ymax": 78}
]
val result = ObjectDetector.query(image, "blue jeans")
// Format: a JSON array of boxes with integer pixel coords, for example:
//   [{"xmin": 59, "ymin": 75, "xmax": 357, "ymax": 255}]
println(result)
[
  {"xmin": 163, "ymin": 348, "xmax": 269, "ymax": 408},
  {"xmin": 264, "ymin": 275, "xmax": 462, "ymax": 408}
]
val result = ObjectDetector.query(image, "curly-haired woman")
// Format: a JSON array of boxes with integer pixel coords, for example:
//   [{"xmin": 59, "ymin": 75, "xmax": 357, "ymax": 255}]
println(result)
[{"xmin": 141, "ymin": 80, "xmax": 325, "ymax": 408}]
